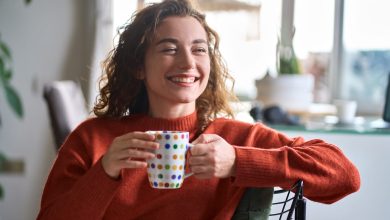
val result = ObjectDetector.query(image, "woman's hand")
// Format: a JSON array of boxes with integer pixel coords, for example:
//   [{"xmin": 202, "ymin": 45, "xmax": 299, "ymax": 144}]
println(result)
[
  {"xmin": 102, "ymin": 132, "xmax": 158, "ymax": 179},
  {"xmin": 189, "ymin": 134, "xmax": 236, "ymax": 179}
]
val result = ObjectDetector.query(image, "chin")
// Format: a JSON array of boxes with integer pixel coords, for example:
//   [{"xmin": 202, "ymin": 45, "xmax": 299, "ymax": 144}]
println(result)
[{"xmin": 175, "ymin": 95, "xmax": 198, "ymax": 104}]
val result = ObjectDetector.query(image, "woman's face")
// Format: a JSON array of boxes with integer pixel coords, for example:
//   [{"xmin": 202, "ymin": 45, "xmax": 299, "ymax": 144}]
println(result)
[{"xmin": 142, "ymin": 16, "xmax": 210, "ymax": 117}]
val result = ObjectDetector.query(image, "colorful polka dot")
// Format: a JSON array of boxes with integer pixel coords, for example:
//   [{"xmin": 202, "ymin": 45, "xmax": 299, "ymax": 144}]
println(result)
[
  {"xmin": 173, "ymin": 144, "xmax": 178, "ymax": 149},
  {"xmin": 157, "ymin": 164, "xmax": 163, "ymax": 169},
  {"xmin": 170, "ymin": 183, "xmax": 175, "ymax": 187},
  {"xmin": 176, "ymin": 183, "xmax": 180, "ymax": 188},
  {"xmin": 159, "ymin": 182, "xmax": 163, "ymax": 187},
  {"xmin": 173, "ymin": 134, "xmax": 178, "ymax": 140},
  {"xmin": 179, "ymin": 165, "xmax": 183, "ymax": 170},
  {"xmin": 157, "ymin": 154, "xmax": 162, "ymax": 159},
  {"xmin": 151, "ymin": 163, "xmax": 155, "ymax": 168},
  {"xmin": 164, "ymin": 183, "xmax": 169, "ymax": 187},
  {"xmin": 156, "ymin": 134, "xmax": 162, "ymax": 140},
  {"xmin": 165, "ymin": 164, "xmax": 170, "ymax": 170},
  {"xmin": 181, "ymin": 134, "xmax": 185, "ymax": 139},
  {"xmin": 165, "ymin": 134, "xmax": 170, "ymax": 140},
  {"xmin": 172, "ymin": 165, "xmax": 177, "ymax": 170},
  {"xmin": 178, "ymin": 175, "xmax": 182, "ymax": 180},
  {"xmin": 179, "ymin": 155, "xmax": 184, "ymax": 160},
  {"xmin": 173, "ymin": 154, "xmax": 178, "ymax": 160},
  {"xmin": 154, "ymin": 182, "xmax": 158, "ymax": 187},
  {"xmin": 158, "ymin": 174, "xmax": 163, "ymax": 179},
  {"xmin": 171, "ymin": 175, "xmax": 176, "ymax": 179},
  {"xmin": 180, "ymin": 144, "xmax": 184, "ymax": 149},
  {"xmin": 165, "ymin": 144, "xmax": 170, "ymax": 149}
]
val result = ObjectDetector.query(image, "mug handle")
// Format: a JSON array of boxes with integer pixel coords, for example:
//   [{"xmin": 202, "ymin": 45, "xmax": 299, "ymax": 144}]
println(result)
[{"xmin": 184, "ymin": 143, "xmax": 194, "ymax": 178}]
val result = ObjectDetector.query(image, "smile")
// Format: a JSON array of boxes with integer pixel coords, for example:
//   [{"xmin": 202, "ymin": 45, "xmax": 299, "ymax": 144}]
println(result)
[{"xmin": 167, "ymin": 76, "xmax": 200, "ymax": 83}]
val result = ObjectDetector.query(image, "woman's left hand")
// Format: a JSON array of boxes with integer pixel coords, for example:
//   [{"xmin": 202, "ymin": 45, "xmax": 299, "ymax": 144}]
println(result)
[{"xmin": 189, "ymin": 134, "xmax": 236, "ymax": 179}]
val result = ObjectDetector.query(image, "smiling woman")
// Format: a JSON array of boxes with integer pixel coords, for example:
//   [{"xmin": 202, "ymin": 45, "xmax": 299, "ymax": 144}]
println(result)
[
  {"xmin": 142, "ymin": 16, "xmax": 211, "ymax": 118},
  {"xmin": 37, "ymin": 1, "xmax": 360, "ymax": 219}
]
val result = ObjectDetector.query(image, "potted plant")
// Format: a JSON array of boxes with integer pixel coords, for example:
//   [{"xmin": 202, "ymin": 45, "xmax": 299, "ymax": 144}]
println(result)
[
  {"xmin": 0, "ymin": 0, "xmax": 30, "ymax": 203},
  {"xmin": 0, "ymin": 37, "xmax": 25, "ymax": 201},
  {"xmin": 255, "ymin": 30, "xmax": 314, "ymax": 113},
  {"xmin": 0, "ymin": 37, "xmax": 24, "ymax": 123}
]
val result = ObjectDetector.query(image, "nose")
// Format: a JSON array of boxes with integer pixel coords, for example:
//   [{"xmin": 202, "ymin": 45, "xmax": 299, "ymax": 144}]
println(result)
[{"xmin": 178, "ymin": 49, "xmax": 195, "ymax": 70}]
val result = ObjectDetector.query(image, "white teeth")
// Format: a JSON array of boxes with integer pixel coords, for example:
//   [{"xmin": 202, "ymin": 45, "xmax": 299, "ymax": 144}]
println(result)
[{"xmin": 170, "ymin": 77, "xmax": 196, "ymax": 83}]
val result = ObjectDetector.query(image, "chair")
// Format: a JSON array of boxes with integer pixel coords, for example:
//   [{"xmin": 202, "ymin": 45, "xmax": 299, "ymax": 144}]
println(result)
[
  {"xmin": 43, "ymin": 80, "xmax": 89, "ymax": 150},
  {"xmin": 232, "ymin": 180, "xmax": 306, "ymax": 220},
  {"xmin": 269, "ymin": 180, "xmax": 306, "ymax": 220}
]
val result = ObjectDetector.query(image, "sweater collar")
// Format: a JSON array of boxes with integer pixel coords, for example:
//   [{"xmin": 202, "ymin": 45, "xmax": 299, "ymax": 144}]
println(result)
[{"xmin": 136, "ymin": 111, "xmax": 198, "ymax": 133}]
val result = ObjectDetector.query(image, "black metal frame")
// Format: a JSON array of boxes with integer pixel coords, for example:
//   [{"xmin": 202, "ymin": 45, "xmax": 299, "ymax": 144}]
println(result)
[{"xmin": 269, "ymin": 180, "xmax": 306, "ymax": 220}]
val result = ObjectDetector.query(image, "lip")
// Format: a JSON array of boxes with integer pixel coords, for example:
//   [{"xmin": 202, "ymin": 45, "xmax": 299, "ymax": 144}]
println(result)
[{"xmin": 166, "ymin": 74, "xmax": 200, "ymax": 84}]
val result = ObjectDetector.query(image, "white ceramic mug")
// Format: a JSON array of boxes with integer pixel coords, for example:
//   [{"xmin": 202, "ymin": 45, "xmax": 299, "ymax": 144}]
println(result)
[
  {"xmin": 333, "ymin": 99, "xmax": 357, "ymax": 124},
  {"xmin": 146, "ymin": 131, "xmax": 192, "ymax": 189}
]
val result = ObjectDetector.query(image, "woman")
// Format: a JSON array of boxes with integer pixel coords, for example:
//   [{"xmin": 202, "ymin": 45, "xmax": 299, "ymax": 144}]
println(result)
[{"xmin": 37, "ymin": 0, "xmax": 360, "ymax": 219}]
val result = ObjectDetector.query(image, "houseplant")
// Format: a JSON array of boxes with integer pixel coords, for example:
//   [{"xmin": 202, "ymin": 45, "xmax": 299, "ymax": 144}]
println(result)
[
  {"xmin": 0, "ymin": 0, "xmax": 30, "ymax": 200},
  {"xmin": 0, "ymin": 37, "xmax": 24, "ymax": 123},
  {"xmin": 255, "ymin": 33, "xmax": 314, "ymax": 113}
]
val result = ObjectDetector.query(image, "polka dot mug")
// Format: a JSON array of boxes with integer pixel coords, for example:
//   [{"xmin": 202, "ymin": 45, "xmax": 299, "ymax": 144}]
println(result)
[{"xmin": 146, "ymin": 131, "xmax": 193, "ymax": 189}]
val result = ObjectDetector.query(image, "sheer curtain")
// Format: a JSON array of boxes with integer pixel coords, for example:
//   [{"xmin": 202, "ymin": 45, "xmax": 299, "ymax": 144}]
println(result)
[{"xmin": 88, "ymin": 0, "xmax": 113, "ymax": 109}]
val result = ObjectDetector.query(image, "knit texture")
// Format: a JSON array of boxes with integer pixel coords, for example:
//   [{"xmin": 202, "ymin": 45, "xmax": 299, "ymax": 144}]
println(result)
[{"xmin": 37, "ymin": 112, "xmax": 360, "ymax": 219}]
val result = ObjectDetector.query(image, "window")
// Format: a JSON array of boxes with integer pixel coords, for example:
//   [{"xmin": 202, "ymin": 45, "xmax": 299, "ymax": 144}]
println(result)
[
  {"xmin": 112, "ymin": 0, "xmax": 388, "ymax": 116},
  {"xmin": 294, "ymin": 0, "xmax": 335, "ymax": 103},
  {"xmin": 201, "ymin": 0, "xmax": 279, "ymax": 100},
  {"xmin": 341, "ymin": 0, "xmax": 390, "ymax": 115},
  {"xmin": 112, "ymin": 0, "xmax": 279, "ymax": 101}
]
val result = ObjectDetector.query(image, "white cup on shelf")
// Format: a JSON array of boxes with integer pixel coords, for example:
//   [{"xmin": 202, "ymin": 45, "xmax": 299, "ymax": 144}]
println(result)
[{"xmin": 333, "ymin": 99, "xmax": 357, "ymax": 124}]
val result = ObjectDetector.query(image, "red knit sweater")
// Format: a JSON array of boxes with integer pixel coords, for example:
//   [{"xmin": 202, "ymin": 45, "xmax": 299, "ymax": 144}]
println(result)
[{"xmin": 37, "ymin": 112, "xmax": 360, "ymax": 220}]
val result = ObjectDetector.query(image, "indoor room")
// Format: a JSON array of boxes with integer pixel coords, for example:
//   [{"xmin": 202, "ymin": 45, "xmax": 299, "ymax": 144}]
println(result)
[{"xmin": 1, "ymin": 0, "xmax": 389, "ymax": 219}]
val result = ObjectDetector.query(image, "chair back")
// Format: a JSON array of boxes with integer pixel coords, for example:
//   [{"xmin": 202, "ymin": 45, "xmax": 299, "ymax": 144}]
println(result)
[
  {"xmin": 269, "ymin": 180, "xmax": 306, "ymax": 220},
  {"xmin": 232, "ymin": 180, "xmax": 306, "ymax": 220},
  {"xmin": 43, "ymin": 80, "xmax": 88, "ymax": 150}
]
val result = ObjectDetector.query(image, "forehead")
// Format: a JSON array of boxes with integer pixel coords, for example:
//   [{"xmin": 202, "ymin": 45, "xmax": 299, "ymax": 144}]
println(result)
[{"xmin": 152, "ymin": 16, "xmax": 208, "ymax": 42}]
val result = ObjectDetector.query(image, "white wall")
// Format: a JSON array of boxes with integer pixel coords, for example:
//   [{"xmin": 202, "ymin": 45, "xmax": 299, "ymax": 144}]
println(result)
[{"xmin": 0, "ymin": 0, "xmax": 92, "ymax": 219}]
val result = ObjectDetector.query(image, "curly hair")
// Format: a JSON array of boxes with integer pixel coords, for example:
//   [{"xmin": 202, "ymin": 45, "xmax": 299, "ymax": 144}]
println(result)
[{"xmin": 93, "ymin": 0, "xmax": 237, "ymax": 133}]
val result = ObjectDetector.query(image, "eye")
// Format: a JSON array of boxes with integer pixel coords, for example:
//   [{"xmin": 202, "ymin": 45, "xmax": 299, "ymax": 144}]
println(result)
[
  {"xmin": 193, "ymin": 47, "xmax": 208, "ymax": 54},
  {"xmin": 161, "ymin": 47, "xmax": 177, "ymax": 54}
]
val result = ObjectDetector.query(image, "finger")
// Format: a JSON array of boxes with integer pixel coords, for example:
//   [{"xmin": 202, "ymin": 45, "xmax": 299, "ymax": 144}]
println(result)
[
  {"xmin": 127, "ymin": 139, "xmax": 159, "ymax": 151},
  {"xmin": 190, "ymin": 144, "xmax": 209, "ymax": 156},
  {"xmin": 121, "ymin": 159, "xmax": 148, "ymax": 169},
  {"xmin": 117, "ymin": 148, "xmax": 156, "ymax": 160},
  {"xmin": 192, "ymin": 134, "xmax": 219, "ymax": 144},
  {"xmin": 190, "ymin": 165, "xmax": 210, "ymax": 174},
  {"xmin": 189, "ymin": 155, "xmax": 208, "ymax": 165},
  {"xmin": 117, "ymin": 131, "xmax": 156, "ymax": 142}
]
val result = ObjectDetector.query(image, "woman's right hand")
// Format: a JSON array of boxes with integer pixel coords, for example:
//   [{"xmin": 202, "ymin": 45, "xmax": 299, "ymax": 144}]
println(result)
[{"xmin": 101, "ymin": 132, "xmax": 159, "ymax": 179}]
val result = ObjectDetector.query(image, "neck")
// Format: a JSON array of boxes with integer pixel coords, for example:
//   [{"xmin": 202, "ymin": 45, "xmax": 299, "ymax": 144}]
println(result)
[{"xmin": 148, "ymin": 102, "xmax": 195, "ymax": 119}]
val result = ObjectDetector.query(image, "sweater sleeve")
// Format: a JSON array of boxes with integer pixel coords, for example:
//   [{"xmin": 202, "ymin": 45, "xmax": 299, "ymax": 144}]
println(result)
[
  {"xmin": 37, "ymin": 128, "xmax": 120, "ymax": 220},
  {"xmin": 232, "ymin": 123, "xmax": 360, "ymax": 204}
]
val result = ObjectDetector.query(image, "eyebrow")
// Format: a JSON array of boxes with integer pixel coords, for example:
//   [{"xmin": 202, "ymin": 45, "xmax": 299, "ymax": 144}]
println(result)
[{"xmin": 155, "ymin": 38, "xmax": 208, "ymax": 45}]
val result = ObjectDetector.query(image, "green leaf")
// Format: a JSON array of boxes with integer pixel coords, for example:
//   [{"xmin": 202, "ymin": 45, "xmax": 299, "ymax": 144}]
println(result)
[
  {"xmin": 0, "ymin": 41, "xmax": 12, "ymax": 60},
  {"xmin": 3, "ymin": 69, "xmax": 12, "ymax": 81},
  {"xmin": 0, "ymin": 184, "xmax": 4, "ymax": 199},
  {"xmin": 0, "ymin": 59, "xmax": 4, "ymax": 79},
  {"xmin": 4, "ymin": 84, "xmax": 23, "ymax": 118}
]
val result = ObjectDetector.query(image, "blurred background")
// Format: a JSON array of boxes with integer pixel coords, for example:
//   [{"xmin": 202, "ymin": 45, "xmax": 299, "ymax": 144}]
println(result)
[{"xmin": 1, "ymin": 0, "xmax": 389, "ymax": 219}]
